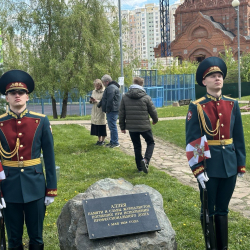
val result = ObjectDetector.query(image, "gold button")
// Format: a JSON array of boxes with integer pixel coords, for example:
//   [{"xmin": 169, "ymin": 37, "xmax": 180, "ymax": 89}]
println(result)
[
  {"xmin": 219, "ymin": 113, "xmax": 222, "ymax": 116},
  {"xmin": 0, "ymin": 123, "xmax": 3, "ymax": 126},
  {"xmin": 21, "ymin": 169, "xmax": 24, "ymax": 172},
  {"xmin": 222, "ymin": 146, "xmax": 225, "ymax": 149},
  {"xmin": 36, "ymin": 120, "xmax": 38, "ymax": 123},
  {"xmin": 20, "ymin": 145, "xmax": 23, "ymax": 148},
  {"xmin": 20, "ymin": 156, "xmax": 23, "ymax": 160},
  {"xmin": 203, "ymin": 105, "xmax": 205, "ymax": 108},
  {"xmin": 221, "ymin": 124, "xmax": 224, "ymax": 127},
  {"xmin": 217, "ymin": 103, "xmax": 220, "ymax": 106},
  {"xmin": 19, "ymin": 133, "xmax": 22, "ymax": 136},
  {"xmin": 231, "ymin": 102, "xmax": 233, "ymax": 105},
  {"xmin": 222, "ymin": 135, "xmax": 225, "ymax": 138},
  {"xmin": 18, "ymin": 121, "xmax": 21, "ymax": 124}
]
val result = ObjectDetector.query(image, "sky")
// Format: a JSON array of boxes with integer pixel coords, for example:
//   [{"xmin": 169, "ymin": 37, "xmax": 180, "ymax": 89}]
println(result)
[{"xmin": 120, "ymin": 0, "xmax": 178, "ymax": 10}]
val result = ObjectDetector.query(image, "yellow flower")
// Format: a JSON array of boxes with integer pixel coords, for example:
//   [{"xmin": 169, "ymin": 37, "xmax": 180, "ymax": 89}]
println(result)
[{"xmin": 183, "ymin": 224, "xmax": 186, "ymax": 226}]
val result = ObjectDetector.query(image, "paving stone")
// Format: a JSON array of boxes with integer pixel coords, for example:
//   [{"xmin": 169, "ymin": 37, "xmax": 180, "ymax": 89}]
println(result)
[
  {"xmin": 233, "ymin": 192, "xmax": 250, "ymax": 199},
  {"xmin": 229, "ymin": 198, "xmax": 244, "ymax": 205}
]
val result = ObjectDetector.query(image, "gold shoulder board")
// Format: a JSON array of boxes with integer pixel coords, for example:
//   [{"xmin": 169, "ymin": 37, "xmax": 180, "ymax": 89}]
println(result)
[
  {"xmin": 29, "ymin": 111, "xmax": 46, "ymax": 117},
  {"xmin": 192, "ymin": 97, "xmax": 206, "ymax": 105},
  {"xmin": 0, "ymin": 113, "xmax": 8, "ymax": 119},
  {"xmin": 223, "ymin": 95, "xmax": 236, "ymax": 101}
]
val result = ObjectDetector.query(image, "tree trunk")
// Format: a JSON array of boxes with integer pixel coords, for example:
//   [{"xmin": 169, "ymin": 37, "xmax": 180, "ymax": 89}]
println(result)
[
  {"xmin": 60, "ymin": 92, "xmax": 68, "ymax": 118},
  {"xmin": 51, "ymin": 96, "xmax": 58, "ymax": 119}
]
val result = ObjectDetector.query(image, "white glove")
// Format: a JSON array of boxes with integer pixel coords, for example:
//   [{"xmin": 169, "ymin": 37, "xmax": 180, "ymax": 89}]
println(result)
[
  {"xmin": 0, "ymin": 198, "xmax": 6, "ymax": 209},
  {"xmin": 238, "ymin": 173, "xmax": 244, "ymax": 178},
  {"xmin": 44, "ymin": 196, "xmax": 55, "ymax": 206},
  {"xmin": 197, "ymin": 172, "xmax": 209, "ymax": 189}
]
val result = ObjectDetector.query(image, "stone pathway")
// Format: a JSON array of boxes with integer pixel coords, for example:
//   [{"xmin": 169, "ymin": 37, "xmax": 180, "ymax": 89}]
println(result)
[{"xmin": 51, "ymin": 116, "xmax": 250, "ymax": 219}]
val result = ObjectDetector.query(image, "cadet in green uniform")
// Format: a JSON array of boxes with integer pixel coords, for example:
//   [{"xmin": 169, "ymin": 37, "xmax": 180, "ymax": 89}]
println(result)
[
  {"xmin": 186, "ymin": 57, "xmax": 246, "ymax": 250},
  {"xmin": 0, "ymin": 70, "xmax": 57, "ymax": 250}
]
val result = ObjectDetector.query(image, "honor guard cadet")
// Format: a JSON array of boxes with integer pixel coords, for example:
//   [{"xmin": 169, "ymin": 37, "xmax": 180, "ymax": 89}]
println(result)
[
  {"xmin": 0, "ymin": 70, "xmax": 57, "ymax": 250},
  {"xmin": 185, "ymin": 57, "xmax": 246, "ymax": 250}
]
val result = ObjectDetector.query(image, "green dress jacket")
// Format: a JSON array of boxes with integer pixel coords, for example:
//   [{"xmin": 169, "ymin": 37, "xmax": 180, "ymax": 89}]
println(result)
[
  {"xmin": 0, "ymin": 109, "xmax": 57, "ymax": 203},
  {"xmin": 186, "ymin": 94, "xmax": 246, "ymax": 178}
]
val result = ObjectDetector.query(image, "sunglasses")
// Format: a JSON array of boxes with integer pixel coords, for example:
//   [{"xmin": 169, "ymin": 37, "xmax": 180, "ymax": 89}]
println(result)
[{"xmin": 8, "ymin": 90, "xmax": 27, "ymax": 96}]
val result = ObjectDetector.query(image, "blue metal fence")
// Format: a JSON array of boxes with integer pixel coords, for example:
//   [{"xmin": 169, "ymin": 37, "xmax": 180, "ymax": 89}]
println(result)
[
  {"xmin": 27, "ymin": 71, "xmax": 195, "ymax": 116},
  {"xmin": 27, "ymin": 92, "xmax": 90, "ymax": 116},
  {"xmin": 144, "ymin": 87, "xmax": 164, "ymax": 108},
  {"xmin": 134, "ymin": 70, "xmax": 195, "ymax": 106}
]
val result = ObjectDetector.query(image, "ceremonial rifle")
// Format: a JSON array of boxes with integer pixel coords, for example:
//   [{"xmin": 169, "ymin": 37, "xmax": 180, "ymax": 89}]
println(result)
[
  {"xmin": 203, "ymin": 159, "xmax": 211, "ymax": 250},
  {"xmin": 0, "ymin": 186, "xmax": 6, "ymax": 250}
]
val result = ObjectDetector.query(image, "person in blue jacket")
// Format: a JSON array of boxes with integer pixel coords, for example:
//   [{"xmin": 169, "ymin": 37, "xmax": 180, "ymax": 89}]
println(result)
[
  {"xmin": 0, "ymin": 70, "xmax": 57, "ymax": 250},
  {"xmin": 98, "ymin": 74, "xmax": 120, "ymax": 148},
  {"xmin": 186, "ymin": 57, "xmax": 246, "ymax": 250}
]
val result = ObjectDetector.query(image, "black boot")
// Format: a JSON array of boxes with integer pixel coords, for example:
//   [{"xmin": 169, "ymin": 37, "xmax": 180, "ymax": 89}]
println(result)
[
  {"xmin": 8, "ymin": 245, "xmax": 24, "ymax": 250},
  {"xmin": 29, "ymin": 244, "xmax": 44, "ymax": 250},
  {"xmin": 215, "ymin": 215, "xmax": 228, "ymax": 250},
  {"xmin": 201, "ymin": 216, "xmax": 217, "ymax": 250}
]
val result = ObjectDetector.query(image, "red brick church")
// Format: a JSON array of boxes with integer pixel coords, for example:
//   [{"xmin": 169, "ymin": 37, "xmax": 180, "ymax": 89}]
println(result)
[{"xmin": 155, "ymin": 0, "xmax": 250, "ymax": 62}]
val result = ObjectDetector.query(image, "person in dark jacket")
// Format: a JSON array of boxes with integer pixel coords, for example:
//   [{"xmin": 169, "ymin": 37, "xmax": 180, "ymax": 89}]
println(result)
[
  {"xmin": 98, "ymin": 74, "xmax": 120, "ymax": 148},
  {"xmin": 119, "ymin": 77, "xmax": 158, "ymax": 173}
]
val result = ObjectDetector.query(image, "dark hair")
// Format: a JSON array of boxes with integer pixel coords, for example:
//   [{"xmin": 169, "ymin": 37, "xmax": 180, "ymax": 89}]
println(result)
[{"xmin": 133, "ymin": 77, "xmax": 144, "ymax": 86}]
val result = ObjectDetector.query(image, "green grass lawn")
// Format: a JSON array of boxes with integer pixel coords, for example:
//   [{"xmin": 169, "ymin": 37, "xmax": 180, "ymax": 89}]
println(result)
[
  {"xmin": 48, "ymin": 114, "xmax": 91, "ymax": 121},
  {"xmin": 156, "ymin": 105, "xmax": 189, "ymax": 118},
  {"xmin": 21, "ymin": 124, "xmax": 250, "ymax": 249}
]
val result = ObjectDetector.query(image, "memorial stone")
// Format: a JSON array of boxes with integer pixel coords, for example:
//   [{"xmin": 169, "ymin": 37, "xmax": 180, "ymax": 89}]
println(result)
[{"xmin": 57, "ymin": 178, "xmax": 177, "ymax": 250}]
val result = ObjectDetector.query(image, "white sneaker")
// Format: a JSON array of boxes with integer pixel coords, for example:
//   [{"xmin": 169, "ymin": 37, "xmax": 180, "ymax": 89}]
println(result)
[{"xmin": 141, "ymin": 159, "xmax": 149, "ymax": 174}]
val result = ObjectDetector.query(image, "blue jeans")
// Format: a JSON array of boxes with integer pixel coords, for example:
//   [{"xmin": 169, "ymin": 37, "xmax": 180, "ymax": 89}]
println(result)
[{"xmin": 106, "ymin": 111, "xmax": 119, "ymax": 145}]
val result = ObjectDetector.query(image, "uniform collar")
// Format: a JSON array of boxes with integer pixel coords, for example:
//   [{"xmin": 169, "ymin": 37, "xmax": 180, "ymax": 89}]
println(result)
[
  {"xmin": 206, "ymin": 93, "xmax": 222, "ymax": 101},
  {"xmin": 8, "ymin": 108, "xmax": 28, "ymax": 119}
]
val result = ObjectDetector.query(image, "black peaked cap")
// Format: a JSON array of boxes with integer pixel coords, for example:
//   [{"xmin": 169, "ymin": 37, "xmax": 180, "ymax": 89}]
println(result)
[
  {"xmin": 0, "ymin": 70, "xmax": 34, "ymax": 95},
  {"xmin": 196, "ymin": 57, "xmax": 227, "ymax": 87}
]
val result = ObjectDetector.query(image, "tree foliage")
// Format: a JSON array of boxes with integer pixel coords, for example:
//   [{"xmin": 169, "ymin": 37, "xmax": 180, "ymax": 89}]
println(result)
[
  {"xmin": 219, "ymin": 45, "xmax": 238, "ymax": 83},
  {"xmin": 0, "ymin": 0, "xmax": 120, "ymax": 118},
  {"xmin": 152, "ymin": 58, "xmax": 198, "ymax": 76}
]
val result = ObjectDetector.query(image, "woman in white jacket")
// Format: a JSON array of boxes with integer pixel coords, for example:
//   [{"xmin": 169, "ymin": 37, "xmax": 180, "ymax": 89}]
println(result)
[{"xmin": 90, "ymin": 79, "xmax": 107, "ymax": 145}]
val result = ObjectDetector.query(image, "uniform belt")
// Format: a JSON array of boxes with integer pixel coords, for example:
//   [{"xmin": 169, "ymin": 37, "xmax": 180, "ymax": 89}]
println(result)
[
  {"xmin": 2, "ymin": 158, "xmax": 41, "ymax": 168},
  {"xmin": 207, "ymin": 138, "xmax": 233, "ymax": 146}
]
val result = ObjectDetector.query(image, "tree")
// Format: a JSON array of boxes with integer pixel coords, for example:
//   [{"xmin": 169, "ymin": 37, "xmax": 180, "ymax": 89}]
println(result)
[
  {"xmin": 152, "ymin": 58, "xmax": 198, "ymax": 75},
  {"xmin": 240, "ymin": 52, "xmax": 250, "ymax": 82},
  {"xmin": 1, "ymin": 0, "xmax": 120, "ymax": 118},
  {"xmin": 219, "ymin": 45, "xmax": 238, "ymax": 83}
]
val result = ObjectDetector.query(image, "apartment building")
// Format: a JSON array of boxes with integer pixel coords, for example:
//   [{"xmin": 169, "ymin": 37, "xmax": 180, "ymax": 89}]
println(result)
[
  {"xmin": 170, "ymin": 0, "xmax": 185, "ymax": 42},
  {"xmin": 106, "ymin": 1, "xmax": 184, "ymax": 69},
  {"xmin": 119, "ymin": 4, "xmax": 160, "ymax": 69}
]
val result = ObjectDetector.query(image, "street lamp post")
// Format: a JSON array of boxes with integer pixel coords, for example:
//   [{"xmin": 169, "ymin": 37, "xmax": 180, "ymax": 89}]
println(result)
[
  {"xmin": 232, "ymin": 0, "xmax": 241, "ymax": 99},
  {"xmin": 118, "ymin": 0, "xmax": 124, "ymax": 94}
]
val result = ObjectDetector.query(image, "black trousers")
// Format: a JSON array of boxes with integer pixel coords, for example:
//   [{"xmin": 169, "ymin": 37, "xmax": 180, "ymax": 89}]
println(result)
[
  {"xmin": 3, "ymin": 197, "xmax": 46, "ymax": 248},
  {"xmin": 129, "ymin": 130, "xmax": 155, "ymax": 170},
  {"xmin": 199, "ymin": 175, "xmax": 237, "ymax": 217}
]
